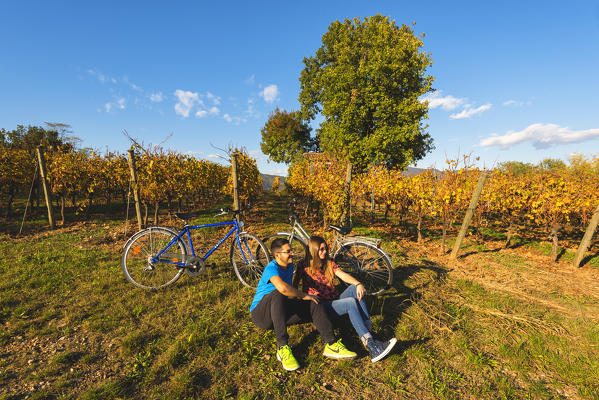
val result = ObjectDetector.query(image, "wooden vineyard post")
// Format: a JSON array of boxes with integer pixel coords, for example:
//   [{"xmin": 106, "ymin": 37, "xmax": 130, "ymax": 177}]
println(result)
[
  {"xmin": 342, "ymin": 162, "xmax": 352, "ymax": 227},
  {"xmin": 127, "ymin": 149, "xmax": 143, "ymax": 231},
  {"xmin": 573, "ymin": 203, "xmax": 599, "ymax": 267},
  {"xmin": 450, "ymin": 171, "xmax": 488, "ymax": 260},
  {"xmin": 231, "ymin": 153, "xmax": 240, "ymax": 221},
  {"xmin": 36, "ymin": 146, "xmax": 55, "ymax": 229}
]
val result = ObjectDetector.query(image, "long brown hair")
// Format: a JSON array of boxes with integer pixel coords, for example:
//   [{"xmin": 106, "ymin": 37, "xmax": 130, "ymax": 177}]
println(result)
[{"xmin": 305, "ymin": 236, "xmax": 335, "ymax": 286}]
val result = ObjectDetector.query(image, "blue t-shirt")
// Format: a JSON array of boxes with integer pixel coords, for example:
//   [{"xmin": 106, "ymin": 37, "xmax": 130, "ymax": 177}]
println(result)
[{"xmin": 250, "ymin": 259, "xmax": 294, "ymax": 312}]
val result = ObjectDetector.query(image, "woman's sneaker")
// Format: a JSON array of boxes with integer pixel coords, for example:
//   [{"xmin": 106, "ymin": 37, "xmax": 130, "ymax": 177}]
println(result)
[
  {"xmin": 323, "ymin": 339, "xmax": 357, "ymax": 359},
  {"xmin": 276, "ymin": 345, "xmax": 300, "ymax": 371},
  {"xmin": 366, "ymin": 338, "xmax": 397, "ymax": 362}
]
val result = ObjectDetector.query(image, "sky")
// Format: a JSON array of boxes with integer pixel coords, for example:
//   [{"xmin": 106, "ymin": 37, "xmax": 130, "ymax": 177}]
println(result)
[{"xmin": 1, "ymin": 1, "xmax": 598, "ymax": 175}]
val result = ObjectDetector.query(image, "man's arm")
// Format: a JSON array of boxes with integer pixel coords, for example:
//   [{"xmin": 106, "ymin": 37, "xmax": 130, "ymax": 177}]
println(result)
[{"xmin": 271, "ymin": 275, "xmax": 318, "ymax": 303}]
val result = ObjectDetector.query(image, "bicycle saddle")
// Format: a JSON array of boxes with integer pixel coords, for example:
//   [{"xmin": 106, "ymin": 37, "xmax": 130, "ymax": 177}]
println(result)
[{"xmin": 329, "ymin": 225, "xmax": 352, "ymax": 235}]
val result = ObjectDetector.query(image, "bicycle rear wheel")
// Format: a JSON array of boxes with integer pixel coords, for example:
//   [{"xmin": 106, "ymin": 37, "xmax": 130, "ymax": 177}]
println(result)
[
  {"xmin": 121, "ymin": 227, "xmax": 187, "ymax": 290},
  {"xmin": 333, "ymin": 241, "xmax": 393, "ymax": 296},
  {"xmin": 261, "ymin": 233, "xmax": 308, "ymax": 263},
  {"xmin": 231, "ymin": 232, "xmax": 270, "ymax": 289}
]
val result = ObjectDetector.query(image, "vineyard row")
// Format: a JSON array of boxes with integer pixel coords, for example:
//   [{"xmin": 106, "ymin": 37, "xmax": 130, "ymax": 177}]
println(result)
[{"xmin": 0, "ymin": 146, "xmax": 262, "ymax": 225}]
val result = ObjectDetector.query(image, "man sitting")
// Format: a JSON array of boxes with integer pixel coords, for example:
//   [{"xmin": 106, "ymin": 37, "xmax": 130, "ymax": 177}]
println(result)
[{"xmin": 250, "ymin": 238, "xmax": 356, "ymax": 371}]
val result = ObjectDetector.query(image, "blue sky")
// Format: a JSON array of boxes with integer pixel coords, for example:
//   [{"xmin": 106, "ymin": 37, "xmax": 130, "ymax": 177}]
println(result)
[{"xmin": 1, "ymin": 1, "xmax": 598, "ymax": 174}]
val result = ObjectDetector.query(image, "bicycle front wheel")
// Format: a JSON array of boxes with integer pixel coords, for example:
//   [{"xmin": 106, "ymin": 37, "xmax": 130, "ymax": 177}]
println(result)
[
  {"xmin": 231, "ymin": 232, "xmax": 270, "ymax": 289},
  {"xmin": 333, "ymin": 241, "xmax": 393, "ymax": 296},
  {"xmin": 121, "ymin": 227, "xmax": 187, "ymax": 290}
]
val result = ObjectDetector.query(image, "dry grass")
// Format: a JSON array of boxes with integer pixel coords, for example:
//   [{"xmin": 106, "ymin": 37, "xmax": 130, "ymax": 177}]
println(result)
[{"xmin": 1, "ymin": 193, "xmax": 598, "ymax": 399}]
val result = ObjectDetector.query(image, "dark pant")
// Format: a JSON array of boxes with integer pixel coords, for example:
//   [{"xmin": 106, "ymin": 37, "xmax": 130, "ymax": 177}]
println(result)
[{"xmin": 251, "ymin": 290, "xmax": 336, "ymax": 347}]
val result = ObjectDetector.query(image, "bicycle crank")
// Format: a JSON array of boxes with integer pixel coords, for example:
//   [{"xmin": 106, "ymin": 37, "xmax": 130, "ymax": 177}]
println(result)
[{"xmin": 184, "ymin": 255, "xmax": 206, "ymax": 277}]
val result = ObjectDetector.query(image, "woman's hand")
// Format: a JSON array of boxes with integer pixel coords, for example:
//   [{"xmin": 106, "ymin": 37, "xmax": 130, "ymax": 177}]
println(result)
[
  {"xmin": 356, "ymin": 283, "xmax": 366, "ymax": 301},
  {"xmin": 302, "ymin": 293, "xmax": 319, "ymax": 304}
]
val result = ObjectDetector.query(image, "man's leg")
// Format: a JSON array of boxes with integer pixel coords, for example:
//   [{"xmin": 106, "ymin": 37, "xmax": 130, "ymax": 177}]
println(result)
[{"xmin": 251, "ymin": 290, "xmax": 291, "ymax": 347}]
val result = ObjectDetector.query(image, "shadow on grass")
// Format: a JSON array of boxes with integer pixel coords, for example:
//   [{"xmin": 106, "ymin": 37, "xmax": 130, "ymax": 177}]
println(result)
[
  {"xmin": 581, "ymin": 250, "xmax": 599, "ymax": 268},
  {"xmin": 459, "ymin": 247, "xmax": 502, "ymax": 258},
  {"xmin": 555, "ymin": 247, "xmax": 567, "ymax": 262},
  {"xmin": 367, "ymin": 259, "xmax": 447, "ymax": 338}
]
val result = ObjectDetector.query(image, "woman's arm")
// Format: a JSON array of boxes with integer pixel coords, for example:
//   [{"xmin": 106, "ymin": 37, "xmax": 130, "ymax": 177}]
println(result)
[{"xmin": 334, "ymin": 269, "xmax": 366, "ymax": 300}]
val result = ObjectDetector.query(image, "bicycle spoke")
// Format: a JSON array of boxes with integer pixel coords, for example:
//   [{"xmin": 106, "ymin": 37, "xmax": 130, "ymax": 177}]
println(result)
[
  {"xmin": 122, "ymin": 228, "xmax": 186, "ymax": 290},
  {"xmin": 231, "ymin": 233, "xmax": 269, "ymax": 289}
]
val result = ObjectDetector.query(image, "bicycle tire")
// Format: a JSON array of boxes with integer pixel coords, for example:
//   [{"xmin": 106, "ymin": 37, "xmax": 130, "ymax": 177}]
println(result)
[
  {"xmin": 121, "ymin": 226, "xmax": 187, "ymax": 290},
  {"xmin": 333, "ymin": 241, "xmax": 393, "ymax": 296},
  {"xmin": 262, "ymin": 233, "xmax": 308, "ymax": 263},
  {"xmin": 230, "ymin": 232, "xmax": 270, "ymax": 289}
]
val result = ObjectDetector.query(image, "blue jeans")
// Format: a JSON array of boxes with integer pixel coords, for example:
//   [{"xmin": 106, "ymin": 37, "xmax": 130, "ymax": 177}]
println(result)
[{"xmin": 324, "ymin": 285, "xmax": 372, "ymax": 338}]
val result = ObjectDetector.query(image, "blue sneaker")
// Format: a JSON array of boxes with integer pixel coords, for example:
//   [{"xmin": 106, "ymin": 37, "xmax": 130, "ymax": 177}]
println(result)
[{"xmin": 366, "ymin": 338, "xmax": 397, "ymax": 362}]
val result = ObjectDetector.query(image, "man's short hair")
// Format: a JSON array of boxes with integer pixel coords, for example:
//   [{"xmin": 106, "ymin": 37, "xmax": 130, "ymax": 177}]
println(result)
[{"xmin": 271, "ymin": 238, "xmax": 289, "ymax": 254}]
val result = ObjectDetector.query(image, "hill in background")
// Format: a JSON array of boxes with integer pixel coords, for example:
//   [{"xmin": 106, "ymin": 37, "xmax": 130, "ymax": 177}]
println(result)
[{"xmin": 260, "ymin": 173, "xmax": 286, "ymax": 191}]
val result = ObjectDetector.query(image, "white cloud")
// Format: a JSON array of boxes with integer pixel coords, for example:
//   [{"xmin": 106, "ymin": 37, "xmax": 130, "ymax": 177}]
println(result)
[
  {"xmin": 223, "ymin": 114, "xmax": 232, "ymax": 123},
  {"xmin": 260, "ymin": 84, "xmax": 279, "ymax": 103},
  {"xmin": 480, "ymin": 123, "xmax": 599, "ymax": 149},
  {"xmin": 421, "ymin": 91, "xmax": 465, "ymax": 111},
  {"xmin": 174, "ymin": 89, "xmax": 200, "ymax": 118},
  {"xmin": 245, "ymin": 74, "xmax": 256, "ymax": 85},
  {"xmin": 123, "ymin": 77, "xmax": 142, "ymax": 92},
  {"xmin": 103, "ymin": 97, "xmax": 126, "ymax": 112},
  {"xmin": 502, "ymin": 99, "xmax": 532, "ymax": 107},
  {"xmin": 450, "ymin": 104, "xmax": 492, "ymax": 119},
  {"xmin": 150, "ymin": 92, "xmax": 164, "ymax": 102},
  {"xmin": 206, "ymin": 92, "xmax": 221, "ymax": 105},
  {"xmin": 195, "ymin": 106, "xmax": 219, "ymax": 118},
  {"xmin": 88, "ymin": 69, "xmax": 117, "ymax": 84}
]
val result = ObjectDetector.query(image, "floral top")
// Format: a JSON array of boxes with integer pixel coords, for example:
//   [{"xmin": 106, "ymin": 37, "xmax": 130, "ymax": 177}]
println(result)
[{"xmin": 297, "ymin": 260, "xmax": 340, "ymax": 301}]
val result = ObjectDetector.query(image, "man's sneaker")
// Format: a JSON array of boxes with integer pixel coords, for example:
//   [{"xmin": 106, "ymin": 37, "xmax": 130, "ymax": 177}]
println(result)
[
  {"xmin": 366, "ymin": 337, "xmax": 397, "ymax": 362},
  {"xmin": 276, "ymin": 345, "xmax": 300, "ymax": 371},
  {"xmin": 323, "ymin": 339, "xmax": 357, "ymax": 359}
]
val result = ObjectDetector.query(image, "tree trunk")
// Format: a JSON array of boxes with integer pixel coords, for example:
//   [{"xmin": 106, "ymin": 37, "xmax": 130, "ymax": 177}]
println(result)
[
  {"xmin": 60, "ymin": 197, "xmax": 65, "ymax": 225},
  {"xmin": 143, "ymin": 203, "xmax": 148, "ymax": 227},
  {"xmin": 417, "ymin": 214, "xmax": 423, "ymax": 243},
  {"xmin": 85, "ymin": 194, "xmax": 93, "ymax": 219},
  {"xmin": 4, "ymin": 186, "xmax": 15, "ymax": 220},
  {"xmin": 573, "ymin": 203, "xmax": 599, "ymax": 267},
  {"xmin": 154, "ymin": 202, "xmax": 159, "ymax": 225},
  {"xmin": 505, "ymin": 222, "xmax": 513, "ymax": 249},
  {"xmin": 551, "ymin": 224, "xmax": 561, "ymax": 263},
  {"xmin": 441, "ymin": 218, "xmax": 448, "ymax": 255}
]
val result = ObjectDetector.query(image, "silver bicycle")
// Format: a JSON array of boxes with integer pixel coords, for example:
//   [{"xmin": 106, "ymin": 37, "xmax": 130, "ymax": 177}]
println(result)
[{"xmin": 262, "ymin": 200, "xmax": 393, "ymax": 296}]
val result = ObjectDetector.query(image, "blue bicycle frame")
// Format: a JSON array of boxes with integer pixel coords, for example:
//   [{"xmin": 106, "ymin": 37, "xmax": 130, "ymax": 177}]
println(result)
[{"xmin": 152, "ymin": 219, "xmax": 250, "ymax": 267}]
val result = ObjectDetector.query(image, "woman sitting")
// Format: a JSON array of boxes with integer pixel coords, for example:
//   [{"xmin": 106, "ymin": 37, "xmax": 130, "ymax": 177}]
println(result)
[{"xmin": 294, "ymin": 235, "xmax": 397, "ymax": 362}]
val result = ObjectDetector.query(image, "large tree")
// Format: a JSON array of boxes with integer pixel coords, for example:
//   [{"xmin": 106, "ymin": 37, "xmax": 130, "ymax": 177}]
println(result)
[
  {"xmin": 0, "ymin": 123, "xmax": 77, "ymax": 152},
  {"xmin": 260, "ymin": 108, "xmax": 316, "ymax": 164},
  {"xmin": 299, "ymin": 15, "xmax": 435, "ymax": 171}
]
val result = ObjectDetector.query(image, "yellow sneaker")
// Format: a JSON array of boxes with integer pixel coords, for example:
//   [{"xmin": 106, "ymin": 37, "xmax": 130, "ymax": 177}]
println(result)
[
  {"xmin": 276, "ymin": 345, "xmax": 300, "ymax": 371},
  {"xmin": 323, "ymin": 339, "xmax": 357, "ymax": 359}
]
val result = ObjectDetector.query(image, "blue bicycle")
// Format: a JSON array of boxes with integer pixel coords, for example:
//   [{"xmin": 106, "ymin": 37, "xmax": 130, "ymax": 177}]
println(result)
[{"xmin": 121, "ymin": 207, "xmax": 270, "ymax": 290}]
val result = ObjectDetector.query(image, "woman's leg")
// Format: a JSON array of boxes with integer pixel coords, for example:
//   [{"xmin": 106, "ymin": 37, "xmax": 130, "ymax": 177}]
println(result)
[
  {"xmin": 328, "ymin": 297, "xmax": 369, "ymax": 338},
  {"xmin": 338, "ymin": 285, "xmax": 372, "ymax": 327}
]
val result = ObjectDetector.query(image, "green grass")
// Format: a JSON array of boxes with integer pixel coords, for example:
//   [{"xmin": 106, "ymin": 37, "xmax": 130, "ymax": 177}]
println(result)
[{"xmin": 1, "ymin": 194, "xmax": 599, "ymax": 399}]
